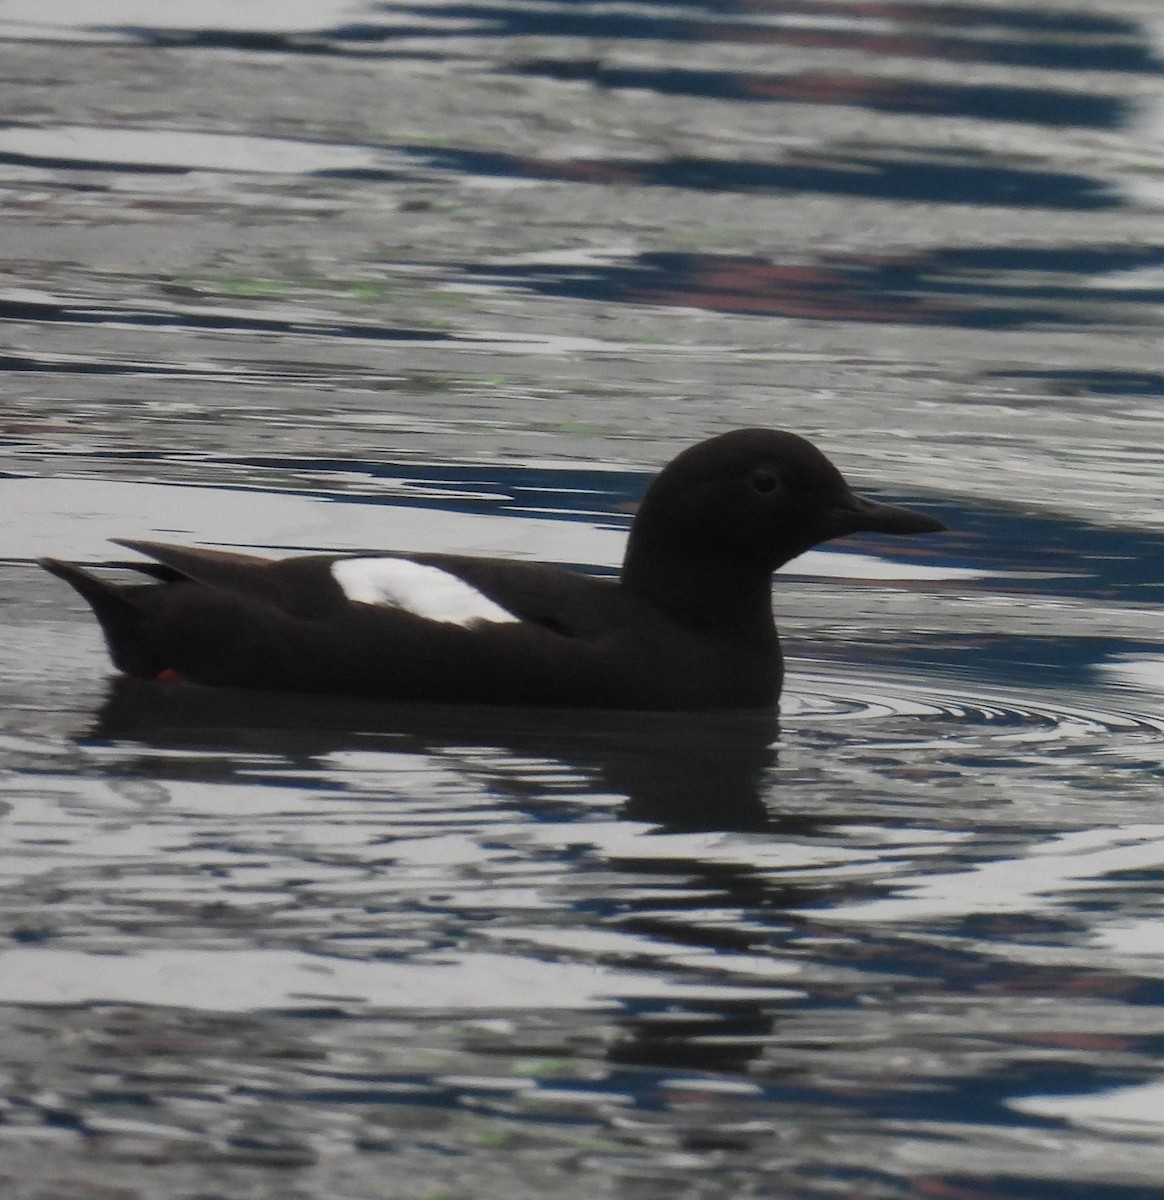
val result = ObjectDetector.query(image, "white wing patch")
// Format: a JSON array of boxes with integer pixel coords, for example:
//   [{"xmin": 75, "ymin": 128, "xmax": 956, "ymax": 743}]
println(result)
[{"xmin": 331, "ymin": 558, "xmax": 520, "ymax": 627}]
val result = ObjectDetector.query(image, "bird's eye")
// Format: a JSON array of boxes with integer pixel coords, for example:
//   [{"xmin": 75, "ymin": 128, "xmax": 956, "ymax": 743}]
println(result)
[{"xmin": 749, "ymin": 468, "xmax": 780, "ymax": 494}]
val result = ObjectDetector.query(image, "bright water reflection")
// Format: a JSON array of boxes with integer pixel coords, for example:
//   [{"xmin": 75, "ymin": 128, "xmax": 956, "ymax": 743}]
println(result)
[{"xmin": 4, "ymin": 508, "xmax": 1163, "ymax": 1197}]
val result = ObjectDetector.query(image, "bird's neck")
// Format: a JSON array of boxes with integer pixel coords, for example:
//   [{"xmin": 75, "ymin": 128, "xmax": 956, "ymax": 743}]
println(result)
[{"xmin": 621, "ymin": 543, "xmax": 778, "ymax": 638}]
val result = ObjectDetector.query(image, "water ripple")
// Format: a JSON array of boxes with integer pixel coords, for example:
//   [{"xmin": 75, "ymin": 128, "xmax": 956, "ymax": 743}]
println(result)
[{"xmin": 786, "ymin": 669, "xmax": 1164, "ymax": 740}]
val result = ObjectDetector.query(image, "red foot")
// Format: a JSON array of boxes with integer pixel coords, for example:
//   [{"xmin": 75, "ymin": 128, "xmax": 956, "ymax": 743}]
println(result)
[{"xmin": 154, "ymin": 667, "xmax": 183, "ymax": 683}]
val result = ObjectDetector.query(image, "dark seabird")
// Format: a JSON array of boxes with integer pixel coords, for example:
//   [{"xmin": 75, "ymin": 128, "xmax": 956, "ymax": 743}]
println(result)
[{"xmin": 41, "ymin": 428, "xmax": 945, "ymax": 709}]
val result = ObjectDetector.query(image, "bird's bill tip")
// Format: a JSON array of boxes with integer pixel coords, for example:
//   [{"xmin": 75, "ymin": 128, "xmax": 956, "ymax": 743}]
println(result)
[{"xmin": 841, "ymin": 493, "xmax": 947, "ymax": 536}]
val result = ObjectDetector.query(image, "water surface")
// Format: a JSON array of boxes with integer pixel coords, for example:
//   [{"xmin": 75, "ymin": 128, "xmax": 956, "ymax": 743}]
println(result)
[{"xmin": 2, "ymin": 1, "xmax": 1164, "ymax": 1197}]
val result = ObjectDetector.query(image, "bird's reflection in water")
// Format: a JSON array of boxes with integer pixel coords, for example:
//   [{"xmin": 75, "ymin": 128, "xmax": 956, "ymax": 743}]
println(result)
[
  {"xmin": 90, "ymin": 678, "xmax": 787, "ymax": 835},
  {"xmin": 90, "ymin": 680, "xmax": 805, "ymax": 1074}
]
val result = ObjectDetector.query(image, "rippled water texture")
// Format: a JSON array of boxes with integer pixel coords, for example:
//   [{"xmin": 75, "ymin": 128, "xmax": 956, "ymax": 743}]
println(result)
[{"xmin": 2, "ymin": 2, "xmax": 1164, "ymax": 1198}]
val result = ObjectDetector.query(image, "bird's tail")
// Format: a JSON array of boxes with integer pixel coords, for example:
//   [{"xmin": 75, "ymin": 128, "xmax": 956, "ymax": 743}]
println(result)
[{"xmin": 39, "ymin": 558, "xmax": 154, "ymax": 676}]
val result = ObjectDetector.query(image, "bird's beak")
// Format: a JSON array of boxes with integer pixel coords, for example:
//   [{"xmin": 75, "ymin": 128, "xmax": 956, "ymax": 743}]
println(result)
[{"xmin": 832, "ymin": 492, "xmax": 947, "ymax": 536}]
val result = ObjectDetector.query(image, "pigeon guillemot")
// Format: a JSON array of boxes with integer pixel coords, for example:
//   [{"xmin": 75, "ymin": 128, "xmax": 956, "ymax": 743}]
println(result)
[{"xmin": 40, "ymin": 428, "xmax": 945, "ymax": 710}]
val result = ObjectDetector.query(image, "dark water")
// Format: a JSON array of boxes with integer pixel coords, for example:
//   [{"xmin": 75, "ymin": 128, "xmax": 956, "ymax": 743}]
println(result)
[{"xmin": 2, "ymin": 2, "xmax": 1164, "ymax": 1197}]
